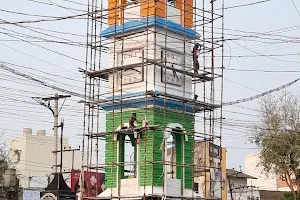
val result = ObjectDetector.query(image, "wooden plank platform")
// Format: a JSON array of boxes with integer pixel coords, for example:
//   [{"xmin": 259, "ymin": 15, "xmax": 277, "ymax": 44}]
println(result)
[
  {"xmin": 80, "ymin": 90, "xmax": 220, "ymax": 112},
  {"xmin": 79, "ymin": 59, "xmax": 217, "ymax": 81},
  {"xmin": 147, "ymin": 59, "xmax": 214, "ymax": 82},
  {"xmin": 87, "ymin": 125, "xmax": 160, "ymax": 138},
  {"xmin": 148, "ymin": 91, "xmax": 220, "ymax": 109}
]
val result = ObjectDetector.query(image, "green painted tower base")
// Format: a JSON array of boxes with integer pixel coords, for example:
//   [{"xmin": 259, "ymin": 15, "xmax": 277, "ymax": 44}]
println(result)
[{"xmin": 99, "ymin": 107, "xmax": 196, "ymax": 199}]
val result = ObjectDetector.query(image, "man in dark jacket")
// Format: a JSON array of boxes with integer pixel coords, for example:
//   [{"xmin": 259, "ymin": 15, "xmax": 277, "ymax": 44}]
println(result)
[{"xmin": 192, "ymin": 43, "xmax": 201, "ymax": 74}]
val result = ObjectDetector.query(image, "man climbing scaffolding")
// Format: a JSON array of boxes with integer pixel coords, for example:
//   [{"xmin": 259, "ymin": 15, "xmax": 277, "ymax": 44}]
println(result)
[
  {"xmin": 192, "ymin": 43, "xmax": 201, "ymax": 74},
  {"xmin": 129, "ymin": 113, "xmax": 141, "ymax": 129},
  {"xmin": 128, "ymin": 113, "xmax": 142, "ymax": 143}
]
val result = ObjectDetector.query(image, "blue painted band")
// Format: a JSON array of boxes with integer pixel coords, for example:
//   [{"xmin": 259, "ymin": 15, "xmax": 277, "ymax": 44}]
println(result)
[
  {"xmin": 101, "ymin": 97, "xmax": 195, "ymax": 113},
  {"xmin": 101, "ymin": 16, "xmax": 200, "ymax": 39},
  {"xmin": 105, "ymin": 90, "xmax": 160, "ymax": 100},
  {"xmin": 105, "ymin": 91, "xmax": 146, "ymax": 100}
]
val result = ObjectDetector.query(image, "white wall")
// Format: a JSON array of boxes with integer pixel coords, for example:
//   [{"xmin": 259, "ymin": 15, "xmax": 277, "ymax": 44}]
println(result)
[
  {"xmin": 9, "ymin": 129, "xmax": 82, "ymax": 189},
  {"xmin": 194, "ymin": 174, "xmax": 260, "ymax": 200},
  {"xmin": 154, "ymin": 30, "xmax": 193, "ymax": 97},
  {"xmin": 229, "ymin": 177, "xmax": 247, "ymax": 188},
  {"xmin": 245, "ymin": 153, "xmax": 277, "ymax": 191},
  {"xmin": 107, "ymin": 32, "xmax": 155, "ymax": 96},
  {"xmin": 230, "ymin": 188, "xmax": 260, "ymax": 200},
  {"xmin": 124, "ymin": 5, "xmax": 140, "ymax": 23},
  {"xmin": 166, "ymin": 5, "xmax": 181, "ymax": 24},
  {"xmin": 123, "ymin": 1, "xmax": 181, "ymax": 24},
  {"xmin": 107, "ymin": 28, "xmax": 194, "ymax": 99},
  {"xmin": 193, "ymin": 176, "xmax": 205, "ymax": 197},
  {"xmin": 226, "ymin": 177, "xmax": 260, "ymax": 200}
]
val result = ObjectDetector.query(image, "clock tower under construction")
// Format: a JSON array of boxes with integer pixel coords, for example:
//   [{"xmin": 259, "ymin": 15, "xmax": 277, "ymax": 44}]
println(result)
[{"xmin": 80, "ymin": 0, "xmax": 225, "ymax": 199}]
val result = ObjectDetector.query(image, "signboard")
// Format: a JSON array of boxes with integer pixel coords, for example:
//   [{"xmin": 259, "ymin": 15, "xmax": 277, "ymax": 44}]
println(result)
[
  {"xmin": 166, "ymin": 178, "xmax": 182, "ymax": 196},
  {"xmin": 30, "ymin": 176, "xmax": 48, "ymax": 188},
  {"xmin": 209, "ymin": 143, "xmax": 222, "ymax": 199},
  {"xmin": 40, "ymin": 191, "xmax": 76, "ymax": 200},
  {"xmin": 120, "ymin": 178, "xmax": 138, "ymax": 195},
  {"xmin": 23, "ymin": 189, "xmax": 40, "ymax": 200},
  {"xmin": 59, "ymin": 192, "xmax": 76, "ymax": 200},
  {"xmin": 71, "ymin": 170, "xmax": 105, "ymax": 197},
  {"xmin": 209, "ymin": 143, "xmax": 220, "ymax": 158},
  {"xmin": 210, "ymin": 161, "xmax": 221, "ymax": 198}
]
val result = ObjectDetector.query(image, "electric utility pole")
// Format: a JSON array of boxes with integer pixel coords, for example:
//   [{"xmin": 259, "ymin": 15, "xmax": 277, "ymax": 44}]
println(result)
[
  {"xmin": 32, "ymin": 93, "xmax": 71, "ymax": 173},
  {"xmin": 228, "ymin": 170, "xmax": 242, "ymax": 200}
]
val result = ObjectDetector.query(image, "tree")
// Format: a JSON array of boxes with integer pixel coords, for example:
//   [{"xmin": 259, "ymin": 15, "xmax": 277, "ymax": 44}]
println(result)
[
  {"xmin": 0, "ymin": 132, "xmax": 8, "ymax": 185},
  {"xmin": 251, "ymin": 91, "xmax": 300, "ymax": 198}
]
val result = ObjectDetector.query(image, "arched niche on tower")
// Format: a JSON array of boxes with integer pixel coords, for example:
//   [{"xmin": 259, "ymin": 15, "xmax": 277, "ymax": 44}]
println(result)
[
  {"xmin": 114, "ymin": 123, "xmax": 144, "ymax": 179},
  {"xmin": 164, "ymin": 123, "xmax": 188, "ymax": 180}
]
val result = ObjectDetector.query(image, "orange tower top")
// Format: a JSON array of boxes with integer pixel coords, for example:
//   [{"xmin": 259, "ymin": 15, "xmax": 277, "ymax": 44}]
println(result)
[{"xmin": 107, "ymin": 0, "xmax": 193, "ymax": 28}]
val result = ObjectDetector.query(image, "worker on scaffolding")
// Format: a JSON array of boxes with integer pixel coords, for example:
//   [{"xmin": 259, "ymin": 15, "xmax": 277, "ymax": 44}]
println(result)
[
  {"xmin": 129, "ymin": 113, "xmax": 141, "ymax": 130},
  {"xmin": 129, "ymin": 113, "xmax": 142, "ymax": 143},
  {"xmin": 192, "ymin": 43, "xmax": 201, "ymax": 74}
]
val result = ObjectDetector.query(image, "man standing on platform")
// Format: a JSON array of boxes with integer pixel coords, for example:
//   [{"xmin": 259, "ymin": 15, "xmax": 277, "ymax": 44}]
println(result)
[
  {"xmin": 129, "ymin": 113, "xmax": 141, "ymax": 129},
  {"xmin": 192, "ymin": 43, "xmax": 201, "ymax": 74}
]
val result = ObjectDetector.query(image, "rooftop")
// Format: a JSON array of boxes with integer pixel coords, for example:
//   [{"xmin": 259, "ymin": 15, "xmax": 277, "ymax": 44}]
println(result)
[{"xmin": 226, "ymin": 169, "xmax": 257, "ymax": 179}]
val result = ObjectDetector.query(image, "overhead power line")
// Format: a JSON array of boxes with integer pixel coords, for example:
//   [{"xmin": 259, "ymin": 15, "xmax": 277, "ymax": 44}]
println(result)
[
  {"xmin": 57, "ymin": 0, "xmax": 90, "ymax": 7},
  {"xmin": 0, "ymin": 64, "xmax": 84, "ymax": 98},
  {"xmin": 0, "ymin": 42, "xmax": 78, "ymax": 75},
  {"xmin": 1, "ymin": 61, "xmax": 81, "ymax": 82},
  {"xmin": 0, "ymin": 12, "xmax": 88, "ymax": 24},
  {"xmin": 26, "ymin": 0, "xmax": 87, "ymax": 12},
  {"xmin": 232, "ymin": 40, "xmax": 300, "ymax": 64},
  {"xmin": 222, "ymin": 52, "xmax": 300, "ymax": 58},
  {"xmin": 0, "ymin": 29, "xmax": 88, "ymax": 64},
  {"xmin": 0, "ymin": 30, "xmax": 87, "ymax": 49},
  {"xmin": 291, "ymin": 0, "xmax": 300, "ymax": 17},
  {"xmin": 0, "ymin": 8, "xmax": 77, "ymax": 18},
  {"xmin": 216, "ymin": 0, "xmax": 272, "ymax": 10},
  {"xmin": 46, "ymin": 0, "xmax": 77, "ymax": 14},
  {"xmin": 223, "ymin": 78, "xmax": 300, "ymax": 106},
  {"xmin": 226, "ymin": 68, "xmax": 300, "ymax": 73}
]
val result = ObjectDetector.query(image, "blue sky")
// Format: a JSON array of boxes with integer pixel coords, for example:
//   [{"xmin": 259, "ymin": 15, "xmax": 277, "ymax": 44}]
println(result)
[{"xmin": 1, "ymin": 0, "xmax": 300, "ymax": 171}]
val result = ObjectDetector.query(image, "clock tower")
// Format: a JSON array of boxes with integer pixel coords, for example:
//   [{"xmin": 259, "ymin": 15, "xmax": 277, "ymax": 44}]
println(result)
[{"xmin": 85, "ymin": 0, "xmax": 218, "ymax": 199}]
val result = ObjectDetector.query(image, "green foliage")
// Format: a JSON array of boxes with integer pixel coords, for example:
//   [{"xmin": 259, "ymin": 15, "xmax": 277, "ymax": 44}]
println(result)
[
  {"xmin": 280, "ymin": 192, "xmax": 300, "ymax": 200},
  {"xmin": 251, "ymin": 91, "xmax": 300, "ymax": 196},
  {"xmin": 0, "ymin": 139, "xmax": 8, "ymax": 183}
]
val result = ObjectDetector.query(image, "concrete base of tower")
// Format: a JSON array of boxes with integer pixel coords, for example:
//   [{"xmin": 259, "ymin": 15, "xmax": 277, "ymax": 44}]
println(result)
[{"xmin": 98, "ymin": 184, "xmax": 202, "ymax": 199}]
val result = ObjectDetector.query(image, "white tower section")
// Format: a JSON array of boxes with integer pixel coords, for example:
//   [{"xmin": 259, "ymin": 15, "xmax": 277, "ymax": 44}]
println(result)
[{"xmin": 107, "ymin": 29, "xmax": 193, "ymax": 98}]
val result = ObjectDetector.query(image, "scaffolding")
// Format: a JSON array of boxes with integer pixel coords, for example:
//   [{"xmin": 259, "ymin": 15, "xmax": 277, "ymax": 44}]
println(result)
[{"xmin": 80, "ymin": 0, "xmax": 224, "ymax": 198}]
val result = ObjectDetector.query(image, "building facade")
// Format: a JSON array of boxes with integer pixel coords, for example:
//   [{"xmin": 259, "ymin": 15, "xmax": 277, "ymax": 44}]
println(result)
[
  {"xmin": 226, "ymin": 169, "xmax": 258, "ymax": 200},
  {"xmin": 245, "ymin": 153, "xmax": 290, "ymax": 192},
  {"xmin": 167, "ymin": 141, "xmax": 227, "ymax": 199},
  {"xmin": 8, "ymin": 128, "xmax": 82, "ymax": 189},
  {"xmin": 193, "ymin": 141, "xmax": 227, "ymax": 199}
]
